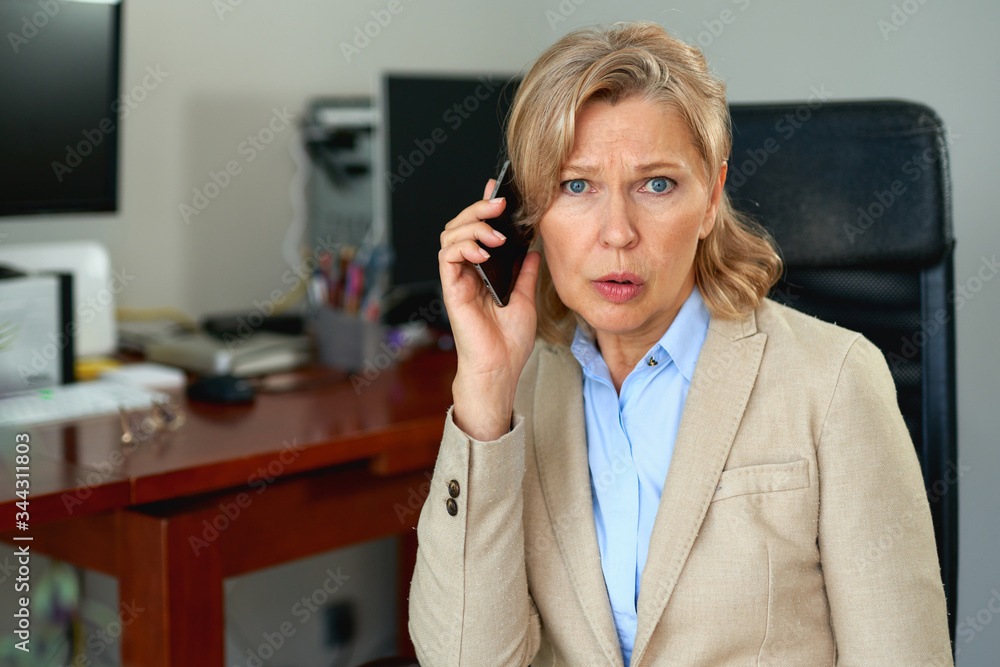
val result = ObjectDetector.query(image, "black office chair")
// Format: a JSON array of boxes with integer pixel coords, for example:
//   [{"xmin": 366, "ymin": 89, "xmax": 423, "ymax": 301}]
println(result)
[{"xmin": 727, "ymin": 99, "xmax": 958, "ymax": 647}]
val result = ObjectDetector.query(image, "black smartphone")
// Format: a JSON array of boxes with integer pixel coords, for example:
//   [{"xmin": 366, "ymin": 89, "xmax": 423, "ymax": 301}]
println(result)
[{"xmin": 473, "ymin": 160, "xmax": 531, "ymax": 307}]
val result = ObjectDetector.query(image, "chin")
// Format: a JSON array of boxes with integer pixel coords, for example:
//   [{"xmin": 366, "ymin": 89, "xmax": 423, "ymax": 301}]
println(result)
[{"xmin": 578, "ymin": 301, "xmax": 649, "ymax": 336}]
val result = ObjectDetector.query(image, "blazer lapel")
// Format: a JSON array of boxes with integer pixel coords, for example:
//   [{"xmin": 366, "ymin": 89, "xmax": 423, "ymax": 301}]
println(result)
[
  {"xmin": 533, "ymin": 344, "xmax": 625, "ymax": 667},
  {"xmin": 630, "ymin": 310, "xmax": 766, "ymax": 666}
]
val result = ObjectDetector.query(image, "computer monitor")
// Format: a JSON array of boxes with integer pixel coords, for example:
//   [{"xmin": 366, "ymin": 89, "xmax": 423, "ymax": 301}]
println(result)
[
  {"xmin": 0, "ymin": 0, "xmax": 123, "ymax": 216},
  {"xmin": 381, "ymin": 72, "xmax": 520, "ymax": 296}
]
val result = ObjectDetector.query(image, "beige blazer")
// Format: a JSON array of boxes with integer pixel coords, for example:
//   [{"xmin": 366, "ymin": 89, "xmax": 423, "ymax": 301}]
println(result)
[{"xmin": 408, "ymin": 298, "xmax": 953, "ymax": 666}]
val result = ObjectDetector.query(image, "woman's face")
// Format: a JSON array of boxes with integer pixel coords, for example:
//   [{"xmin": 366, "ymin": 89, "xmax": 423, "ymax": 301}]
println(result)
[{"xmin": 538, "ymin": 96, "xmax": 726, "ymax": 346}]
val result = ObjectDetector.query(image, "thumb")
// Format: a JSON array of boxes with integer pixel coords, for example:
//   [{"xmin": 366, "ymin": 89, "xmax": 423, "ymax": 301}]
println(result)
[
  {"xmin": 482, "ymin": 179, "xmax": 497, "ymax": 201},
  {"xmin": 510, "ymin": 251, "xmax": 542, "ymax": 306}
]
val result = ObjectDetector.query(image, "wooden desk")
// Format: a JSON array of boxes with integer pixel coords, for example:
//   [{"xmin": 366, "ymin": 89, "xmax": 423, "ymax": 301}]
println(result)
[{"xmin": 0, "ymin": 348, "xmax": 457, "ymax": 666}]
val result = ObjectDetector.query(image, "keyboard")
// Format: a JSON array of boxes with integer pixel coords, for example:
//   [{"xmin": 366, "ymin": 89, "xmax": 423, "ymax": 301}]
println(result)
[{"xmin": 0, "ymin": 381, "xmax": 171, "ymax": 429}]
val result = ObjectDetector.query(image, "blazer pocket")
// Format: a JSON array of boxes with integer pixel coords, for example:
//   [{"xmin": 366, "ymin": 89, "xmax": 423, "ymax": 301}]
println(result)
[{"xmin": 711, "ymin": 458, "xmax": 810, "ymax": 502}]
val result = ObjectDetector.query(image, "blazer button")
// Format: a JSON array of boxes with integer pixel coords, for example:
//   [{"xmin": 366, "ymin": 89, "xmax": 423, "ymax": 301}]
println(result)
[
  {"xmin": 446, "ymin": 498, "xmax": 458, "ymax": 516},
  {"xmin": 448, "ymin": 480, "xmax": 460, "ymax": 498}
]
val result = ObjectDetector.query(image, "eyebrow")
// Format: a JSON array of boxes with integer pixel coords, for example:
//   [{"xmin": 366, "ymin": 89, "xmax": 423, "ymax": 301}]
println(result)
[{"xmin": 560, "ymin": 160, "xmax": 687, "ymax": 175}]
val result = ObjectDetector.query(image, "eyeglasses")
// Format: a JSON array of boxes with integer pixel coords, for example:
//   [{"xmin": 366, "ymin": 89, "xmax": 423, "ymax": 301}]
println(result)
[{"xmin": 119, "ymin": 400, "xmax": 186, "ymax": 445}]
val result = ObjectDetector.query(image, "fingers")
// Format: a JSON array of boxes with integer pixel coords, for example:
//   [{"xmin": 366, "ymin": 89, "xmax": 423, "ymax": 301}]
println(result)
[
  {"xmin": 483, "ymin": 178, "xmax": 497, "ymax": 200},
  {"xmin": 438, "ymin": 238, "xmax": 492, "ymax": 293},
  {"xmin": 440, "ymin": 185, "xmax": 509, "ymax": 251},
  {"xmin": 440, "ymin": 218, "xmax": 508, "ymax": 252},
  {"xmin": 438, "ymin": 183, "xmax": 510, "ymax": 294},
  {"xmin": 442, "ymin": 197, "xmax": 507, "ymax": 235},
  {"xmin": 510, "ymin": 251, "xmax": 542, "ymax": 304},
  {"xmin": 438, "ymin": 238, "xmax": 492, "ymax": 268}
]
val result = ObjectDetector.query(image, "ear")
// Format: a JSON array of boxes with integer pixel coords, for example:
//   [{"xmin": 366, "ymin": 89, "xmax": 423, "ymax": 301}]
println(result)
[{"xmin": 700, "ymin": 161, "xmax": 727, "ymax": 239}]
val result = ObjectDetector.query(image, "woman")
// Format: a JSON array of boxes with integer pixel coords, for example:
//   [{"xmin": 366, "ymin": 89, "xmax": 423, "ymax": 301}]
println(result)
[{"xmin": 409, "ymin": 21, "xmax": 952, "ymax": 666}]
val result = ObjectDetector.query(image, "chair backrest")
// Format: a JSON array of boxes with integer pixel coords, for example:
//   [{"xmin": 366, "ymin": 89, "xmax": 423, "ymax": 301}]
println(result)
[{"xmin": 727, "ymin": 100, "xmax": 958, "ymax": 643}]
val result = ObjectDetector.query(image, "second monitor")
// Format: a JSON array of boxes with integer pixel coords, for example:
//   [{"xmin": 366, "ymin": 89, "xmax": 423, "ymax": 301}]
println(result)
[{"xmin": 381, "ymin": 72, "xmax": 521, "ymax": 299}]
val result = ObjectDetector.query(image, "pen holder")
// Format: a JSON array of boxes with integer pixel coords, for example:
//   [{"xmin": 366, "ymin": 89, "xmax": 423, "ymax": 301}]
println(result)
[{"xmin": 312, "ymin": 307, "xmax": 384, "ymax": 373}]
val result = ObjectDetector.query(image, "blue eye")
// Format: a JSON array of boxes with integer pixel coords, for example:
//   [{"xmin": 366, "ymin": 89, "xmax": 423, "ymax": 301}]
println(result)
[
  {"xmin": 645, "ymin": 177, "xmax": 672, "ymax": 193},
  {"xmin": 563, "ymin": 179, "xmax": 588, "ymax": 194}
]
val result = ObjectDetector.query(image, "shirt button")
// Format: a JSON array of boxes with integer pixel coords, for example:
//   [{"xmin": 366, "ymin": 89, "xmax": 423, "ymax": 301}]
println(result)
[
  {"xmin": 448, "ymin": 479, "xmax": 460, "ymax": 498},
  {"xmin": 647, "ymin": 357, "xmax": 658, "ymax": 366},
  {"xmin": 446, "ymin": 498, "xmax": 458, "ymax": 516}
]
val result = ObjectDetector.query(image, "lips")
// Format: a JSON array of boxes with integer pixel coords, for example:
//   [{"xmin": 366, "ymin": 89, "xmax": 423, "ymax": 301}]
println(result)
[
  {"xmin": 592, "ymin": 271, "xmax": 644, "ymax": 303},
  {"xmin": 596, "ymin": 271, "xmax": 644, "ymax": 285}
]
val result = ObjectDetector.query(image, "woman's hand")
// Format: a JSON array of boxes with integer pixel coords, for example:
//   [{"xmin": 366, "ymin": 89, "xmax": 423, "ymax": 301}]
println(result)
[{"xmin": 439, "ymin": 179, "xmax": 542, "ymax": 441}]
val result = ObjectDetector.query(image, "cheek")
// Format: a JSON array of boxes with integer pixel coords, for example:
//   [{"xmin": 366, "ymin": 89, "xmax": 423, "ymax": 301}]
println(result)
[
  {"xmin": 540, "ymin": 234, "xmax": 590, "ymax": 310},
  {"xmin": 657, "ymin": 202, "xmax": 708, "ymax": 243},
  {"xmin": 543, "ymin": 243, "xmax": 575, "ymax": 298},
  {"xmin": 539, "ymin": 216, "xmax": 583, "ymax": 275},
  {"xmin": 642, "ymin": 215, "xmax": 706, "ymax": 274}
]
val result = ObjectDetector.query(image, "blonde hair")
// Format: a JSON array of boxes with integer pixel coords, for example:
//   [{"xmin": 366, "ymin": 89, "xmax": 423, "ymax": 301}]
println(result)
[{"xmin": 505, "ymin": 21, "xmax": 782, "ymax": 346}]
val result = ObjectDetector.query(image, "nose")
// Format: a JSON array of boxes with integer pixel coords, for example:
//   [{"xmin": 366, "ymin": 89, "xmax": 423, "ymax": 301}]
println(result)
[{"xmin": 598, "ymin": 190, "xmax": 639, "ymax": 250}]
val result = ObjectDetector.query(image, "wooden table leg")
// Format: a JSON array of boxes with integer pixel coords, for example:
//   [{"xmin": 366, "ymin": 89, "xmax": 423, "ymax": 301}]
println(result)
[
  {"xmin": 118, "ymin": 509, "xmax": 225, "ymax": 666},
  {"xmin": 115, "ymin": 463, "xmax": 433, "ymax": 666}
]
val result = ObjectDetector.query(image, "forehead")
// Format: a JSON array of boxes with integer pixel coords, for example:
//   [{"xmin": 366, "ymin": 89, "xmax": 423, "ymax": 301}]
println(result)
[{"xmin": 566, "ymin": 97, "xmax": 702, "ymax": 174}]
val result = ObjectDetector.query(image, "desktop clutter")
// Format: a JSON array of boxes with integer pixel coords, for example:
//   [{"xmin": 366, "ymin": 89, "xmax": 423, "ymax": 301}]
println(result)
[
  {"xmin": 0, "ymin": 242, "xmax": 435, "ymax": 440},
  {"xmin": 125, "ymin": 261, "xmax": 435, "ymax": 408},
  {"xmin": 308, "ymin": 244, "xmax": 394, "ymax": 372},
  {"xmin": 0, "ymin": 242, "xmax": 190, "ymax": 438}
]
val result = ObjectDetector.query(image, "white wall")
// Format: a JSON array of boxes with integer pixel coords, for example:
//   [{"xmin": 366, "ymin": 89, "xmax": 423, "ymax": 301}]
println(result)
[{"xmin": 3, "ymin": 0, "xmax": 997, "ymax": 664}]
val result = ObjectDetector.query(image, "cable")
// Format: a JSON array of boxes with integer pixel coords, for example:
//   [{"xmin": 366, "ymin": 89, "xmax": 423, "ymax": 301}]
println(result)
[{"xmin": 284, "ymin": 124, "xmax": 311, "ymax": 271}]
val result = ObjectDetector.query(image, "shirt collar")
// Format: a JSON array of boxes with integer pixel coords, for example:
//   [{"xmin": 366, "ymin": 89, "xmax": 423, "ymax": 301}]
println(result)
[{"xmin": 570, "ymin": 285, "xmax": 710, "ymax": 383}]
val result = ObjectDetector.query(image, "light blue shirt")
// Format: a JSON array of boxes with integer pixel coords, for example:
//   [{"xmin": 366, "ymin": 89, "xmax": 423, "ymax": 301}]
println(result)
[{"xmin": 570, "ymin": 286, "xmax": 710, "ymax": 665}]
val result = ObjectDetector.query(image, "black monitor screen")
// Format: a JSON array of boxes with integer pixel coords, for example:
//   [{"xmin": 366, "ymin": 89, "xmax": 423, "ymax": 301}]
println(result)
[
  {"xmin": 0, "ymin": 0, "xmax": 122, "ymax": 216},
  {"xmin": 383, "ymin": 73, "xmax": 519, "ymax": 290}
]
